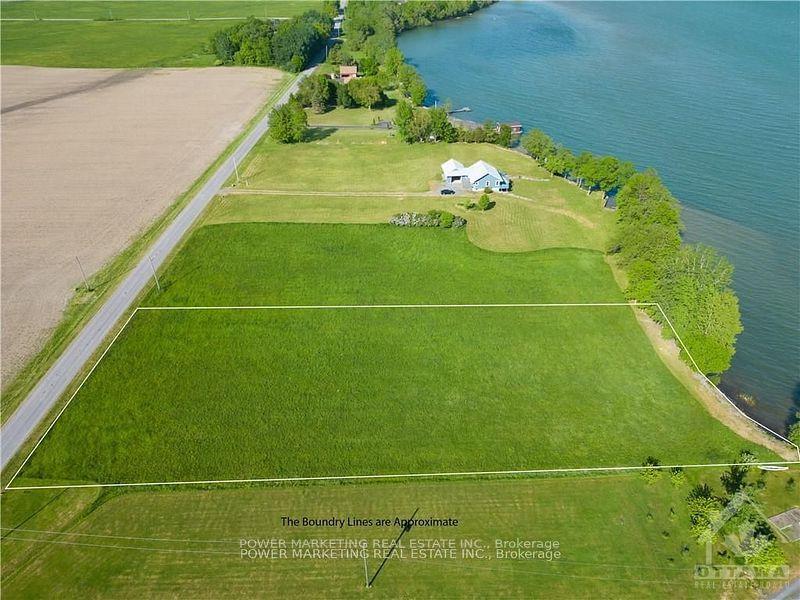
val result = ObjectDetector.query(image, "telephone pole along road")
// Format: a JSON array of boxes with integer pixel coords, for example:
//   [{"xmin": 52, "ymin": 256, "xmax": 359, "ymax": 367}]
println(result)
[{"xmin": 1, "ymin": 64, "xmax": 316, "ymax": 473}]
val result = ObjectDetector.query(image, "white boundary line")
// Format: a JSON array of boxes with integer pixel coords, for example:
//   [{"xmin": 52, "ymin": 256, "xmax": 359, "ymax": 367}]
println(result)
[
  {"xmin": 4, "ymin": 309, "xmax": 139, "ymax": 489},
  {"xmin": 137, "ymin": 302, "xmax": 653, "ymax": 311},
  {"xmin": 5, "ymin": 302, "xmax": 798, "ymax": 492},
  {"xmin": 6, "ymin": 461, "xmax": 799, "ymax": 491}
]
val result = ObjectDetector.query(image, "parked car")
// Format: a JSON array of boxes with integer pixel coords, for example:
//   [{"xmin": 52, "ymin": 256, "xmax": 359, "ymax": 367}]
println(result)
[{"xmin": 440, "ymin": 188, "xmax": 455, "ymax": 195}]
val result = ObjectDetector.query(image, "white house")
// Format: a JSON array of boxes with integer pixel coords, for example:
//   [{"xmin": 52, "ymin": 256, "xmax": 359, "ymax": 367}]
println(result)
[{"xmin": 441, "ymin": 159, "xmax": 509, "ymax": 192}]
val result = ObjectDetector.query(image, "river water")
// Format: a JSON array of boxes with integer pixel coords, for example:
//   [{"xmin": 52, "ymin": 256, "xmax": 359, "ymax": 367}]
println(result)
[{"xmin": 399, "ymin": 1, "xmax": 800, "ymax": 433}]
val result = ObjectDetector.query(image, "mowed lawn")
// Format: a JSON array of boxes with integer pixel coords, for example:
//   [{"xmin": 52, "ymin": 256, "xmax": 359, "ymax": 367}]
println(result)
[
  {"xmin": 8, "ymin": 469, "xmax": 798, "ymax": 598},
  {"xmin": 210, "ymin": 189, "xmax": 614, "ymax": 253},
  {"xmin": 239, "ymin": 129, "xmax": 538, "ymax": 192},
  {"xmin": 17, "ymin": 224, "xmax": 772, "ymax": 484}
]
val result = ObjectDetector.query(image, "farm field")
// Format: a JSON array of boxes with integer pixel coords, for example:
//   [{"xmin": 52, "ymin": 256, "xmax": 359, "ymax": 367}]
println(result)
[
  {"xmin": 4, "ymin": 467, "xmax": 798, "ymax": 598},
  {"xmin": 0, "ymin": 1, "xmax": 320, "ymax": 19},
  {"xmin": 13, "ymin": 224, "xmax": 774, "ymax": 485},
  {"xmin": 0, "ymin": 66, "xmax": 284, "ymax": 396},
  {"xmin": 0, "ymin": 20, "xmax": 225, "ymax": 68},
  {"xmin": 0, "ymin": 1, "xmax": 321, "ymax": 68}
]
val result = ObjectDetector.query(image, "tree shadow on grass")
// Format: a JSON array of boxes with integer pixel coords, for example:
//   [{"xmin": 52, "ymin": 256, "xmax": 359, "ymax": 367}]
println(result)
[{"xmin": 305, "ymin": 127, "xmax": 337, "ymax": 142}]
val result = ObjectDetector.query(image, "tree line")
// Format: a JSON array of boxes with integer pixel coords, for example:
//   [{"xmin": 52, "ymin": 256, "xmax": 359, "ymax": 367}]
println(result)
[
  {"xmin": 343, "ymin": 1, "xmax": 494, "ymax": 58},
  {"xmin": 517, "ymin": 127, "xmax": 743, "ymax": 377},
  {"xmin": 208, "ymin": 11, "xmax": 331, "ymax": 72},
  {"xmin": 394, "ymin": 102, "xmax": 516, "ymax": 147},
  {"xmin": 268, "ymin": 2, "xmax": 497, "ymax": 144},
  {"xmin": 614, "ymin": 171, "xmax": 742, "ymax": 376},
  {"xmin": 522, "ymin": 129, "xmax": 636, "ymax": 197}
]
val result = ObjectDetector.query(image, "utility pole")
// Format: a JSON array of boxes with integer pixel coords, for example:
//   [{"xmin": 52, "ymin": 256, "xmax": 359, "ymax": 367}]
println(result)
[
  {"xmin": 233, "ymin": 156, "xmax": 241, "ymax": 184},
  {"xmin": 75, "ymin": 256, "xmax": 90, "ymax": 291},
  {"xmin": 363, "ymin": 554, "xmax": 370, "ymax": 588},
  {"xmin": 147, "ymin": 256, "xmax": 161, "ymax": 292}
]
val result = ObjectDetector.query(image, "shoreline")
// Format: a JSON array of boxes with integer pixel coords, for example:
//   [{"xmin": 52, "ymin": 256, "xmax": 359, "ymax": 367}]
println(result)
[
  {"xmin": 605, "ymin": 257, "xmax": 796, "ymax": 461},
  {"xmin": 397, "ymin": 9, "xmax": 796, "ymax": 455}
]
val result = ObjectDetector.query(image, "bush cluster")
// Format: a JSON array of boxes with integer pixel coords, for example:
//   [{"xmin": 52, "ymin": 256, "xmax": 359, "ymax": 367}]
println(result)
[{"xmin": 389, "ymin": 211, "xmax": 465, "ymax": 229}]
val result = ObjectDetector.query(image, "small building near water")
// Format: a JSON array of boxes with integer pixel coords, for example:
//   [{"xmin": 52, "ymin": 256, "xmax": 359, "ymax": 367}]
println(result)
[{"xmin": 441, "ymin": 159, "xmax": 510, "ymax": 192}]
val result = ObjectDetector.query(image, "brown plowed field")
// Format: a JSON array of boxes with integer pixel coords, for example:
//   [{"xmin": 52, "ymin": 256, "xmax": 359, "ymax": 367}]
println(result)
[{"xmin": 1, "ymin": 66, "xmax": 283, "ymax": 386}]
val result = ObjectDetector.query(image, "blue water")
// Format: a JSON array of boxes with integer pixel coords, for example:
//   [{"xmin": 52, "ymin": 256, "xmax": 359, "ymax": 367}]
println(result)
[{"xmin": 399, "ymin": 1, "xmax": 800, "ymax": 434}]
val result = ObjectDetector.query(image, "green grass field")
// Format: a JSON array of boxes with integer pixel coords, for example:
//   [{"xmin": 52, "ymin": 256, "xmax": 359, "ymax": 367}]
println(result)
[
  {"xmin": 1, "ymin": 1, "xmax": 320, "ymax": 19},
  {"xmin": 4, "ymin": 467, "xmax": 798, "ymax": 598},
  {"xmin": 306, "ymin": 98, "xmax": 399, "ymax": 127},
  {"xmin": 0, "ymin": 20, "xmax": 221, "ymax": 67},
  {"xmin": 0, "ymin": 1, "xmax": 321, "ymax": 68},
  {"xmin": 14, "ymin": 224, "xmax": 773, "ymax": 485}
]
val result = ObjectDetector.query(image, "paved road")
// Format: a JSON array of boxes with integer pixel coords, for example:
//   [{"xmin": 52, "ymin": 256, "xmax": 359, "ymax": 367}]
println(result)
[
  {"xmin": 0, "ymin": 64, "xmax": 315, "ymax": 474},
  {"xmin": 768, "ymin": 577, "xmax": 800, "ymax": 600}
]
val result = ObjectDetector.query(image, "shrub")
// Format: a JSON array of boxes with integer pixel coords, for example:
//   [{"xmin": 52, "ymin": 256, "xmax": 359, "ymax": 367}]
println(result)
[
  {"xmin": 389, "ymin": 212, "xmax": 438, "ymax": 227},
  {"xmin": 478, "ymin": 194, "xmax": 490, "ymax": 211},
  {"xmin": 669, "ymin": 467, "xmax": 687, "ymax": 487},
  {"xmin": 389, "ymin": 212, "xmax": 465, "ymax": 229},
  {"xmin": 640, "ymin": 456, "xmax": 661, "ymax": 484}
]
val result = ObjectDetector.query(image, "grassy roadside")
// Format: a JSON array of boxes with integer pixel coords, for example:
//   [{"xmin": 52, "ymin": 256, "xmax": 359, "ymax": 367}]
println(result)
[{"xmin": 0, "ymin": 71, "xmax": 297, "ymax": 426}]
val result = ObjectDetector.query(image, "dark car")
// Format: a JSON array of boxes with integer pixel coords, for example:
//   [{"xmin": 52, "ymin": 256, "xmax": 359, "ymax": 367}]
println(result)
[{"xmin": 440, "ymin": 188, "xmax": 456, "ymax": 195}]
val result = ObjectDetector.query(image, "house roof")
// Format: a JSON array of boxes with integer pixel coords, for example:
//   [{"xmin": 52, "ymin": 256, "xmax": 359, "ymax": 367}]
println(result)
[
  {"xmin": 441, "ymin": 159, "xmax": 465, "ymax": 177},
  {"xmin": 441, "ymin": 159, "xmax": 507, "ymax": 184},
  {"xmin": 339, "ymin": 65, "xmax": 357, "ymax": 76},
  {"xmin": 466, "ymin": 160, "xmax": 505, "ymax": 183}
]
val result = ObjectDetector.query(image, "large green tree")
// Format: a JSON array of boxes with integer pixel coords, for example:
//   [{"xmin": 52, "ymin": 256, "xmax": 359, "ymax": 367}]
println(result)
[
  {"xmin": 546, "ymin": 146, "xmax": 576, "ymax": 177},
  {"xmin": 348, "ymin": 77, "xmax": 383, "ymax": 109},
  {"xmin": 655, "ymin": 245, "xmax": 743, "ymax": 375},
  {"xmin": 521, "ymin": 129, "xmax": 556, "ymax": 165},
  {"xmin": 296, "ymin": 74, "xmax": 333, "ymax": 113},
  {"xmin": 789, "ymin": 411, "xmax": 800, "ymax": 447},
  {"xmin": 269, "ymin": 98, "xmax": 308, "ymax": 144}
]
